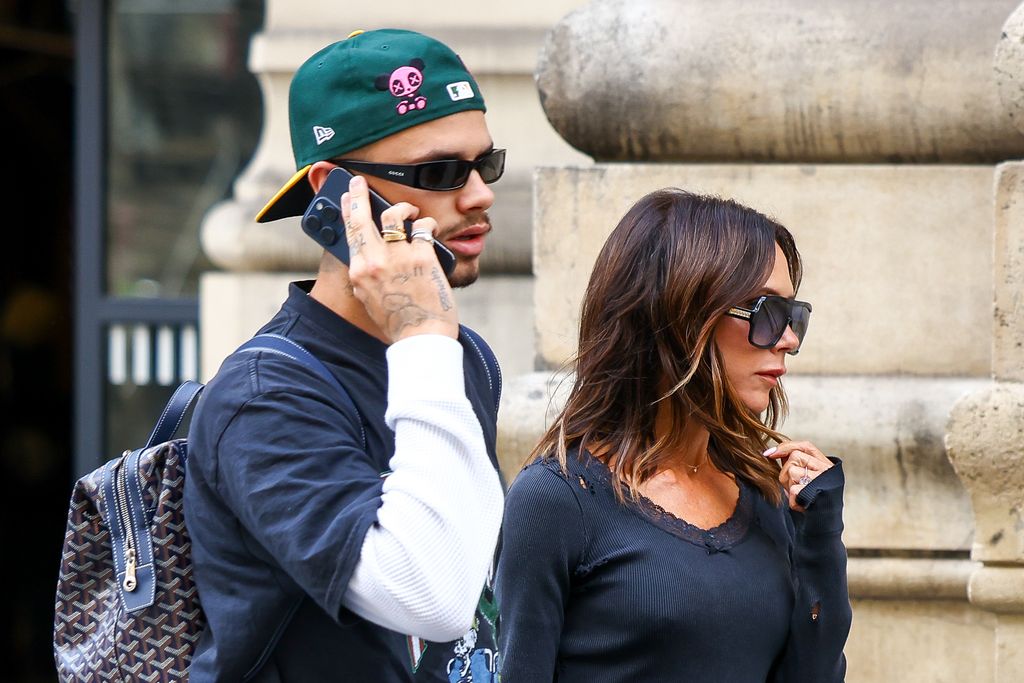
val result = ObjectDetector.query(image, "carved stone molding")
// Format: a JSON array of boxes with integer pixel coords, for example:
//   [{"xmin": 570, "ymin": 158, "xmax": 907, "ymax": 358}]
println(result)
[{"xmin": 537, "ymin": 0, "xmax": 1024, "ymax": 162}]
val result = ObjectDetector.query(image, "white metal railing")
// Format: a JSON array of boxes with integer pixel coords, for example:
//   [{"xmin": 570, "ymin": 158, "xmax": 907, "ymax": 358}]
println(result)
[{"xmin": 107, "ymin": 323, "xmax": 199, "ymax": 386}]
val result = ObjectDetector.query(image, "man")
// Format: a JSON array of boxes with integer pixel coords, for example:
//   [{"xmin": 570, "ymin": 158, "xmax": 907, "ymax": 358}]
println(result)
[{"xmin": 184, "ymin": 29, "xmax": 505, "ymax": 681}]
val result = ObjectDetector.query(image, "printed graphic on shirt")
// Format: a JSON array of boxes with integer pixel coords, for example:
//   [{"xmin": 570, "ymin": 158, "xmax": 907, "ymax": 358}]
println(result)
[
  {"xmin": 407, "ymin": 635, "xmax": 428, "ymax": 673},
  {"xmin": 446, "ymin": 618, "xmax": 498, "ymax": 683},
  {"xmin": 476, "ymin": 578, "xmax": 499, "ymax": 630},
  {"xmin": 375, "ymin": 58, "xmax": 428, "ymax": 116},
  {"xmin": 444, "ymin": 576, "xmax": 499, "ymax": 683}
]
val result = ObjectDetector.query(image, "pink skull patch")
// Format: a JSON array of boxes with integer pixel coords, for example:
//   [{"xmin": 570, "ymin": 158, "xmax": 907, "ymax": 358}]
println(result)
[
  {"xmin": 388, "ymin": 65, "xmax": 422, "ymax": 96},
  {"xmin": 375, "ymin": 59, "xmax": 428, "ymax": 115}
]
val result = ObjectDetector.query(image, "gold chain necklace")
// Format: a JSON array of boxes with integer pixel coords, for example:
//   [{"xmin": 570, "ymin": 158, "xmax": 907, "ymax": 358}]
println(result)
[{"xmin": 686, "ymin": 451, "xmax": 708, "ymax": 474}]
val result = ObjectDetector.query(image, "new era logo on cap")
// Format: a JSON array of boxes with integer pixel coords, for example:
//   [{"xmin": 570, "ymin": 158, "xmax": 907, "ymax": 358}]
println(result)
[
  {"xmin": 446, "ymin": 81, "xmax": 474, "ymax": 102},
  {"xmin": 313, "ymin": 126, "xmax": 335, "ymax": 145}
]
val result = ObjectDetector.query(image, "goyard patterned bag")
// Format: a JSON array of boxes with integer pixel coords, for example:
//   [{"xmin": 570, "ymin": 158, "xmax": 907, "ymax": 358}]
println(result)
[
  {"xmin": 54, "ymin": 334, "xmax": 361, "ymax": 682},
  {"xmin": 54, "ymin": 380, "xmax": 205, "ymax": 682}
]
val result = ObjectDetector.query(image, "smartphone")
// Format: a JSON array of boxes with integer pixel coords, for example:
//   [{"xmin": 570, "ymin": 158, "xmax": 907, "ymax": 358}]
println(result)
[{"xmin": 300, "ymin": 167, "xmax": 456, "ymax": 275}]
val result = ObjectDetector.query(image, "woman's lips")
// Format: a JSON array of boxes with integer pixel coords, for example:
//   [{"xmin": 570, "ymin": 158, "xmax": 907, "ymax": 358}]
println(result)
[{"xmin": 755, "ymin": 369, "xmax": 786, "ymax": 386}]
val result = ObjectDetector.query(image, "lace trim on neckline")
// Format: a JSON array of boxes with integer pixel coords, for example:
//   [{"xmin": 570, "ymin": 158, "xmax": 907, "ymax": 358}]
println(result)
[{"xmin": 576, "ymin": 451, "xmax": 754, "ymax": 551}]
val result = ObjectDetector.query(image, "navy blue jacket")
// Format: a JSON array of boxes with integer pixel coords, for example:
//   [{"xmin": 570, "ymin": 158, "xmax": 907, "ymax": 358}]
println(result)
[{"xmin": 184, "ymin": 282, "xmax": 501, "ymax": 682}]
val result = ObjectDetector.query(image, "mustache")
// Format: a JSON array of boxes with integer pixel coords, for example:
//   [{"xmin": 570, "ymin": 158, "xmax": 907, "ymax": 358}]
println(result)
[{"xmin": 440, "ymin": 211, "xmax": 491, "ymax": 237}]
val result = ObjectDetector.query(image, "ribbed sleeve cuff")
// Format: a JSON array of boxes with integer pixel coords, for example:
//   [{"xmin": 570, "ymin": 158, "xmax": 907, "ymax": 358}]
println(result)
[
  {"xmin": 795, "ymin": 457, "xmax": 846, "ymax": 536},
  {"xmin": 385, "ymin": 334, "xmax": 465, "ymax": 406}
]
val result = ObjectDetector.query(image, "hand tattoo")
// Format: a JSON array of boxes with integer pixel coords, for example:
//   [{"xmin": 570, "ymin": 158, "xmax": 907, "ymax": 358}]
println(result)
[
  {"xmin": 381, "ymin": 292, "xmax": 437, "ymax": 335},
  {"xmin": 431, "ymin": 266, "xmax": 453, "ymax": 312}
]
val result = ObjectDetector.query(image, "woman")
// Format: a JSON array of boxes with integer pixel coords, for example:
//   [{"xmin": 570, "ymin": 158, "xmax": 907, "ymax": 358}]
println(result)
[{"xmin": 496, "ymin": 189, "xmax": 851, "ymax": 682}]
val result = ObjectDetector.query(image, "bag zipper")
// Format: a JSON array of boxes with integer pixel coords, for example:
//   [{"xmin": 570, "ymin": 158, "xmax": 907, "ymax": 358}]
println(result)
[{"xmin": 113, "ymin": 450, "xmax": 138, "ymax": 592}]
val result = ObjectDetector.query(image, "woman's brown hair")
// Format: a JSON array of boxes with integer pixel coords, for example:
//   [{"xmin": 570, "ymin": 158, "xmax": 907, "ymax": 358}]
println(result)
[{"xmin": 534, "ymin": 188, "xmax": 802, "ymax": 505}]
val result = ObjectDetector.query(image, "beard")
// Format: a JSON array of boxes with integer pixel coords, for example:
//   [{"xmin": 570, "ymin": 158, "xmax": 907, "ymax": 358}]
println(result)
[
  {"xmin": 447, "ymin": 260, "xmax": 480, "ymax": 288},
  {"xmin": 438, "ymin": 211, "xmax": 490, "ymax": 288}
]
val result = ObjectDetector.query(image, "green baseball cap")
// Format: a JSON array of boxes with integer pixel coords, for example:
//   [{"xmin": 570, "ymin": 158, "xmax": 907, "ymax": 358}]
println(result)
[{"xmin": 256, "ymin": 28, "xmax": 487, "ymax": 223}]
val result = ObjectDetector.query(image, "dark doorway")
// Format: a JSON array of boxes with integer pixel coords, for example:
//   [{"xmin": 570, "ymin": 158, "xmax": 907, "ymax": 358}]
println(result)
[
  {"xmin": 0, "ymin": 1, "xmax": 74, "ymax": 680},
  {"xmin": 4, "ymin": 0, "xmax": 264, "ymax": 678}
]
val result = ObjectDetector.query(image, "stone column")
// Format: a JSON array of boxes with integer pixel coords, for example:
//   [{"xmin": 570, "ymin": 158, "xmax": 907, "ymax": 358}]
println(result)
[
  {"xmin": 944, "ymin": 13, "xmax": 1024, "ymax": 674},
  {"xmin": 506, "ymin": 0, "xmax": 1024, "ymax": 680},
  {"xmin": 947, "ymin": 378, "xmax": 1024, "ymax": 683},
  {"xmin": 197, "ymin": 2, "xmax": 591, "ymax": 380}
]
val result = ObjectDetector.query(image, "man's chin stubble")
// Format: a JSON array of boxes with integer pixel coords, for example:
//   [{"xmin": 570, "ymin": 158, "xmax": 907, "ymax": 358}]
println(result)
[{"xmin": 447, "ymin": 265, "xmax": 480, "ymax": 289}]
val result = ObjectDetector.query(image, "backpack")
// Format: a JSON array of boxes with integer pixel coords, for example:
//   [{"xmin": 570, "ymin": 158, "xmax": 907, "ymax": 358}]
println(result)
[
  {"xmin": 52, "ymin": 334, "xmax": 362, "ymax": 682},
  {"xmin": 53, "ymin": 327, "xmax": 500, "ymax": 682}
]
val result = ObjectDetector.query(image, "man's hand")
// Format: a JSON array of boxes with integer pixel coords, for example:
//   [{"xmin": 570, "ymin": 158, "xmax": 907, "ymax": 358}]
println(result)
[{"xmin": 341, "ymin": 175, "xmax": 459, "ymax": 343}]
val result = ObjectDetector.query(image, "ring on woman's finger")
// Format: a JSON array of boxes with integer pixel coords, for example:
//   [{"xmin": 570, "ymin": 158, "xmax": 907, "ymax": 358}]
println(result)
[
  {"xmin": 410, "ymin": 229, "xmax": 434, "ymax": 244},
  {"xmin": 798, "ymin": 462, "xmax": 812, "ymax": 486}
]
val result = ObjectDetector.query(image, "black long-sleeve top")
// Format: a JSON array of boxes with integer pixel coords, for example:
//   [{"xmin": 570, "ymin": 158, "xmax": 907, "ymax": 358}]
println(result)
[{"xmin": 496, "ymin": 447, "xmax": 851, "ymax": 682}]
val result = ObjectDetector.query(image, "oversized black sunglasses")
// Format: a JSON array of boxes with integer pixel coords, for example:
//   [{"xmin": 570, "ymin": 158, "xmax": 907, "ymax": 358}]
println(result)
[
  {"xmin": 725, "ymin": 295, "xmax": 812, "ymax": 355},
  {"xmin": 338, "ymin": 148, "xmax": 506, "ymax": 191}
]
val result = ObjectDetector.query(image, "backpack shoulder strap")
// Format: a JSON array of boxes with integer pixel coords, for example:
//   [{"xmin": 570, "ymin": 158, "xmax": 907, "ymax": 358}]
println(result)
[
  {"xmin": 239, "ymin": 333, "xmax": 366, "ymax": 448},
  {"xmin": 460, "ymin": 325, "xmax": 502, "ymax": 412},
  {"xmin": 145, "ymin": 380, "xmax": 205, "ymax": 449}
]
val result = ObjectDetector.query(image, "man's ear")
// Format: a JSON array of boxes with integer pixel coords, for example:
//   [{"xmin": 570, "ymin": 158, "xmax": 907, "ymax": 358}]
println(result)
[{"xmin": 307, "ymin": 160, "xmax": 338, "ymax": 193}]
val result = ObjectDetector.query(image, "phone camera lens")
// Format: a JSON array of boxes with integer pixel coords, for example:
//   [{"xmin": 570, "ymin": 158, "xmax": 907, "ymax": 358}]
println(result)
[
  {"xmin": 302, "ymin": 214, "xmax": 322, "ymax": 233},
  {"xmin": 319, "ymin": 226, "xmax": 338, "ymax": 245}
]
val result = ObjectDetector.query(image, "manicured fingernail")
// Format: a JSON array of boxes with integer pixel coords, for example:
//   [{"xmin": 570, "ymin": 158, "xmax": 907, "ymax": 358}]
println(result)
[{"xmin": 763, "ymin": 447, "xmax": 777, "ymax": 457}]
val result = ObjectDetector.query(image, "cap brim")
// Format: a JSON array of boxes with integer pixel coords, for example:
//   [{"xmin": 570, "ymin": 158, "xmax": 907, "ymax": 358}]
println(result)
[{"xmin": 255, "ymin": 165, "xmax": 315, "ymax": 223}]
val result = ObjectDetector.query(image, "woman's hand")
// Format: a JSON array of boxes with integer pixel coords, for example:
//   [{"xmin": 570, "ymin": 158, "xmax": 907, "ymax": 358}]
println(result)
[
  {"xmin": 764, "ymin": 441, "xmax": 834, "ymax": 512},
  {"xmin": 341, "ymin": 175, "xmax": 459, "ymax": 343}
]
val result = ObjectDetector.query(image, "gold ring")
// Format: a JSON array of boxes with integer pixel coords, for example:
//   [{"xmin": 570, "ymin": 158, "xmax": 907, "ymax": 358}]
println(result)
[{"xmin": 381, "ymin": 230, "xmax": 406, "ymax": 243}]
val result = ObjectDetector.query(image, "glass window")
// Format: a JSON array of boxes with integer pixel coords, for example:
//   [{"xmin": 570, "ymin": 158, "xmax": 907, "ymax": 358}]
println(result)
[
  {"xmin": 105, "ymin": 0, "xmax": 264, "ymax": 298},
  {"xmin": 102, "ymin": 0, "xmax": 263, "ymax": 454}
]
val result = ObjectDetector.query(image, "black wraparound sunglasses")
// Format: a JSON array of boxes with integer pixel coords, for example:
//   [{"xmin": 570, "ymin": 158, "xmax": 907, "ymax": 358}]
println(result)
[
  {"xmin": 725, "ymin": 295, "xmax": 812, "ymax": 355},
  {"xmin": 338, "ymin": 148, "xmax": 506, "ymax": 191}
]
